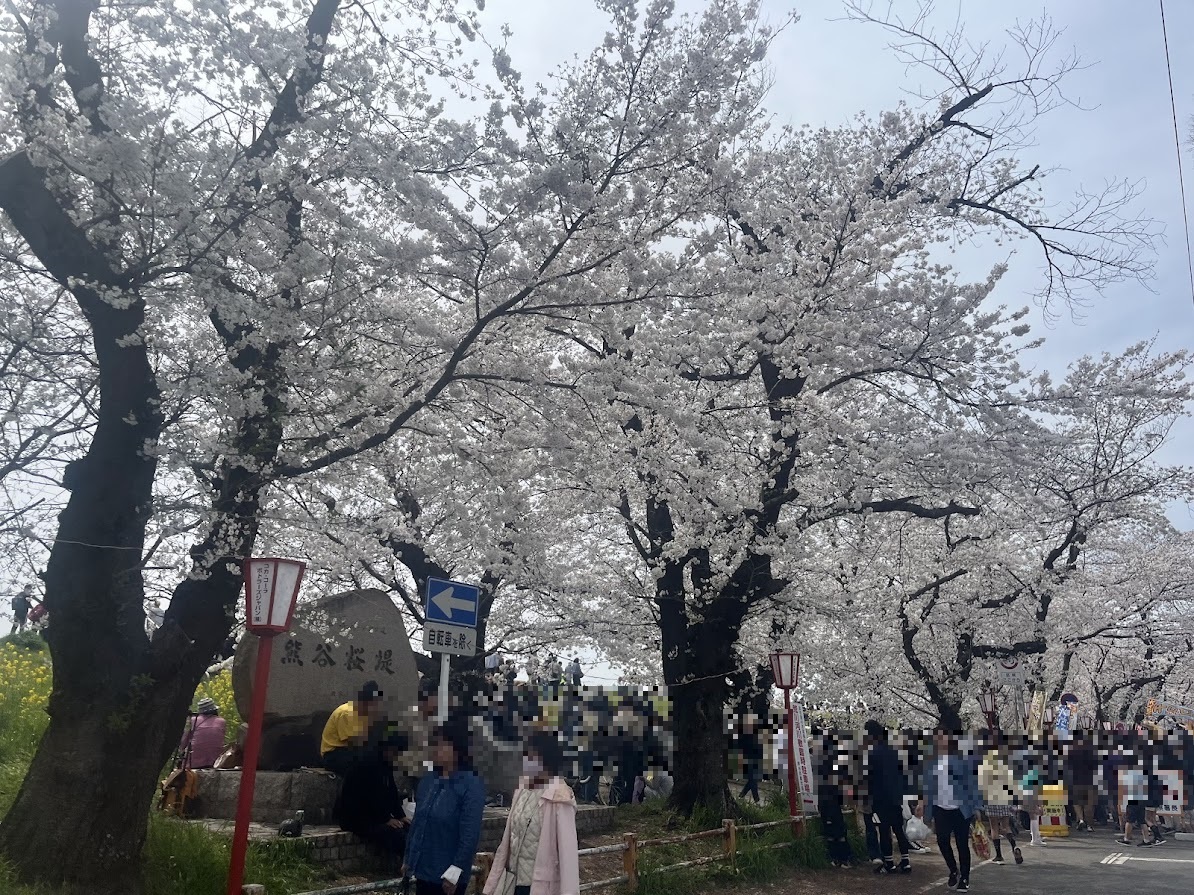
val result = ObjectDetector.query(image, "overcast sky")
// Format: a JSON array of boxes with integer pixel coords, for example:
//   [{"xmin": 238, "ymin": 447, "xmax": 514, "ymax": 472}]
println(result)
[{"xmin": 481, "ymin": 0, "xmax": 1194, "ymax": 441}]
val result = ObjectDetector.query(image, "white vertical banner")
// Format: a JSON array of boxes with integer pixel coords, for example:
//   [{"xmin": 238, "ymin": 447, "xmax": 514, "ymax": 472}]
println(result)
[
  {"xmin": 1157, "ymin": 769, "xmax": 1185, "ymax": 815},
  {"xmin": 793, "ymin": 701, "xmax": 817, "ymax": 815}
]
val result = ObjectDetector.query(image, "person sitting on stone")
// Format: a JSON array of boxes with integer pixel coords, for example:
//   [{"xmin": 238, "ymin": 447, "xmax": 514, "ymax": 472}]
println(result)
[
  {"xmin": 179, "ymin": 697, "xmax": 228, "ymax": 770},
  {"xmin": 335, "ymin": 730, "xmax": 411, "ymax": 871},
  {"xmin": 320, "ymin": 680, "xmax": 385, "ymax": 777}
]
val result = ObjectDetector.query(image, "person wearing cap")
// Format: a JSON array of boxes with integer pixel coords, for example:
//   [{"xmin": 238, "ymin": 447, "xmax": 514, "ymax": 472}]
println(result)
[
  {"xmin": 179, "ymin": 697, "xmax": 227, "ymax": 769},
  {"xmin": 321, "ymin": 680, "xmax": 386, "ymax": 777}
]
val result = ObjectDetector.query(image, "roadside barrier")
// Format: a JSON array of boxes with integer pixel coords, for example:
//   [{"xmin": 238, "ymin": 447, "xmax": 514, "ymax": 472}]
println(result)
[{"xmin": 287, "ymin": 816, "xmax": 805, "ymax": 895}]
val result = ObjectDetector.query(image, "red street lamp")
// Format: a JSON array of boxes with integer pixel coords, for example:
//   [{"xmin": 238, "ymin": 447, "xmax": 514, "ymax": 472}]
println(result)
[
  {"xmin": 769, "ymin": 651, "xmax": 803, "ymax": 835},
  {"xmin": 227, "ymin": 557, "xmax": 306, "ymax": 895},
  {"xmin": 977, "ymin": 687, "xmax": 999, "ymax": 732}
]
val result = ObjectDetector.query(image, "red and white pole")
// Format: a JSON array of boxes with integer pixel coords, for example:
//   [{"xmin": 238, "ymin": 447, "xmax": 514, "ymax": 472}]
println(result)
[
  {"xmin": 227, "ymin": 634, "xmax": 276, "ymax": 895},
  {"xmin": 784, "ymin": 688, "xmax": 801, "ymax": 834}
]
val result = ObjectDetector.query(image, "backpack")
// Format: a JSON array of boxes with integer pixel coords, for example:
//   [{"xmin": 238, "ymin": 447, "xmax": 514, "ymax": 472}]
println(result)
[{"xmin": 158, "ymin": 768, "xmax": 200, "ymax": 817}]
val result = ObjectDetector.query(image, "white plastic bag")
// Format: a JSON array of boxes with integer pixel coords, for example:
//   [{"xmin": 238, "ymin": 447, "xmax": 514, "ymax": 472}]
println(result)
[
  {"xmin": 403, "ymin": 798, "xmax": 415, "ymax": 820},
  {"xmin": 906, "ymin": 815, "xmax": 930, "ymax": 843}
]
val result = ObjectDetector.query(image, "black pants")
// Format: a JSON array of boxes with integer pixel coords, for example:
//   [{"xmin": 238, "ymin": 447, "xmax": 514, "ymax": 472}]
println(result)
[
  {"xmin": 415, "ymin": 880, "xmax": 466, "ymax": 895},
  {"xmin": 933, "ymin": 806, "xmax": 970, "ymax": 880},
  {"xmin": 322, "ymin": 746, "xmax": 373, "ymax": 777},
  {"xmin": 876, "ymin": 804, "xmax": 911, "ymax": 860},
  {"xmin": 818, "ymin": 793, "xmax": 853, "ymax": 864},
  {"xmin": 739, "ymin": 768, "xmax": 760, "ymax": 803},
  {"xmin": 359, "ymin": 823, "xmax": 405, "ymax": 863},
  {"xmin": 863, "ymin": 811, "xmax": 882, "ymax": 861}
]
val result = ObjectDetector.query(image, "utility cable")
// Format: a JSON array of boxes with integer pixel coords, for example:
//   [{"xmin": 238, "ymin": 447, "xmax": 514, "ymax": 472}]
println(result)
[{"xmin": 1159, "ymin": 0, "xmax": 1194, "ymax": 307}]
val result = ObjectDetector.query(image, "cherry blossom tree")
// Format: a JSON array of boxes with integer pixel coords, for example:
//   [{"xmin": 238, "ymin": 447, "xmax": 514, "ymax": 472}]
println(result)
[
  {"xmin": 528, "ymin": 5, "xmax": 1159, "ymax": 812},
  {"xmin": 0, "ymin": 0, "xmax": 773, "ymax": 888}
]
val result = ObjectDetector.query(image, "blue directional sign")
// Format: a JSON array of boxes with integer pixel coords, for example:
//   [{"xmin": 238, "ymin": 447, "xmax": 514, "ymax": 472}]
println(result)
[{"xmin": 425, "ymin": 577, "xmax": 479, "ymax": 628}]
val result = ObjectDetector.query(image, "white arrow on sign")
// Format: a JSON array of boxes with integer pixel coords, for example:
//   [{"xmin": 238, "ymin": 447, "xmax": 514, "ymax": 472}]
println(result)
[{"xmin": 432, "ymin": 586, "xmax": 474, "ymax": 620}]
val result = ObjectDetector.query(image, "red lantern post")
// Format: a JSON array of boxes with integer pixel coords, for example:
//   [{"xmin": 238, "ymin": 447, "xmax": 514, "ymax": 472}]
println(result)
[
  {"xmin": 227, "ymin": 557, "xmax": 306, "ymax": 895},
  {"xmin": 769, "ymin": 651, "xmax": 803, "ymax": 835}
]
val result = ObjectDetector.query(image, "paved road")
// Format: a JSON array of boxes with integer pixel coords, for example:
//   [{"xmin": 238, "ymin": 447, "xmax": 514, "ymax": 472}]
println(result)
[{"xmin": 913, "ymin": 827, "xmax": 1194, "ymax": 894}]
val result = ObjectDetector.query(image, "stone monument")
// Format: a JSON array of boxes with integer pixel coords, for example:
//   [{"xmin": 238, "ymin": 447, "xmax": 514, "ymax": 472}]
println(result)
[{"xmin": 233, "ymin": 587, "xmax": 419, "ymax": 770}]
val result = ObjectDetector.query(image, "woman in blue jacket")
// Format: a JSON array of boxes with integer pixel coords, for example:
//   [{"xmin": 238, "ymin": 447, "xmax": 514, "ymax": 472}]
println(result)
[
  {"xmin": 405, "ymin": 719, "xmax": 487, "ymax": 895},
  {"xmin": 917, "ymin": 730, "xmax": 981, "ymax": 892}
]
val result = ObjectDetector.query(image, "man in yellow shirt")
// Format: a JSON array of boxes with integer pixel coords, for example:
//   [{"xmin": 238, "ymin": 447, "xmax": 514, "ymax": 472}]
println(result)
[{"xmin": 321, "ymin": 680, "xmax": 385, "ymax": 776}]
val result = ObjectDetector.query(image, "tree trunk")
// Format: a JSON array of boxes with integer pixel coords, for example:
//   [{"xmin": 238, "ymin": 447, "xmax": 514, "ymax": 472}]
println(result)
[
  {"xmin": 0, "ymin": 148, "xmax": 172, "ymax": 892},
  {"xmin": 662, "ymin": 586, "xmax": 748, "ymax": 816},
  {"xmin": 669, "ymin": 672, "xmax": 735, "ymax": 815}
]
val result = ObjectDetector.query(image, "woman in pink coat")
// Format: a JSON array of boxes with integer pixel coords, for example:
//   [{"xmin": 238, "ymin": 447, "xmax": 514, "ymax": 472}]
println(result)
[{"xmin": 484, "ymin": 732, "xmax": 581, "ymax": 895}]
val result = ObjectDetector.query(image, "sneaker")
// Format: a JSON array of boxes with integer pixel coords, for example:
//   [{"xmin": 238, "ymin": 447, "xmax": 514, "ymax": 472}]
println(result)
[
  {"xmin": 1153, "ymin": 837, "xmax": 1166, "ymax": 845},
  {"xmin": 957, "ymin": 879, "xmax": 970, "ymax": 892},
  {"xmin": 948, "ymin": 871, "xmax": 959, "ymax": 889},
  {"xmin": 1014, "ymin": 847, "xmax": 1024, "ymax": 864},
  {"xmin": 1115, "ymin": 837, "xmax": 1132, "ymax": 846},
  {"xmin": 1137, "ymin": 840, "xmax": 1154, "ymax": 848},
  {"xmin": 1077, "ymin": 821, "xmax": 1090, "ymax": 831},
  {"xmin": 897, "ymin": 858, "xmax": 912, "ymax": 874},
  {"xmin": 874, "ymin": 862, "xmax": 895, "ymax": 874},
  {"xmin": 992, "ymin": 856, "xmax": 1005, "ymax": 865}
]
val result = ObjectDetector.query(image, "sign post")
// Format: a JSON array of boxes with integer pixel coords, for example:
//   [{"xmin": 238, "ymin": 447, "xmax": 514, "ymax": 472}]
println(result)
[
  {"xmin": 993, "ymin": 658, "xmax": 1027, "ymax": 731},
  {"xmin": 423, "ymin": 577, "xmax": 480, "ymax": 723},
  {"xmin": 228, "ymin": 557, "xmax": 306, "ymax": 895},
  {"xmin": 768, "ymin": 651, "xmax": 805, "ymax": 834}
]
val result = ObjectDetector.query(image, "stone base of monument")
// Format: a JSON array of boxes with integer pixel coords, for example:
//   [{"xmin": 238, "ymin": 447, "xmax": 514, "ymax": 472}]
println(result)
[{"xmin": 191, "ymin": 768, "xmax": 341, "ymax": 825}]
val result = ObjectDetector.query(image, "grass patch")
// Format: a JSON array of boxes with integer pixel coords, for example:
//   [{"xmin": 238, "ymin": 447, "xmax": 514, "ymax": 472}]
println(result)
[
  {"xmin": 0, "ymin": 816, "xmax": 323, "ymax": 895},
  {"xmin": 141, "ymin": 814, "xmax": 322, "ymax": 895},
  {"xmin": 610, "ymin": 793, "xmax": 840, "ymax": 895}
]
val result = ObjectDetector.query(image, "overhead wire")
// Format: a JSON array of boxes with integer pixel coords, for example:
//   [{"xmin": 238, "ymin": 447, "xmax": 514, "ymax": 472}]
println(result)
[{"xmin": 1159, "ymin": 0, "xmax": 1194, "ymax": 307}]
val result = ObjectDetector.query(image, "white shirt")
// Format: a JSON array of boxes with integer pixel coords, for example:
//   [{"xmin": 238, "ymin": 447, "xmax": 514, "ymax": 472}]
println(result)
[{"xmin": 935, "ymin": 755, "xmax": 959, "ymax": 811}]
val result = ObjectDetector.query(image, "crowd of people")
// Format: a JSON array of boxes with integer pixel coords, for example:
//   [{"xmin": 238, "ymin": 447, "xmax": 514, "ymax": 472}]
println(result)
[
  {"xmin": 478, "ymin": 677, "xmax": 671, "ymax": 806},
  {"xmin": 802, "ymin": 722, "xmax": 1192, "ymax": 892},
  {"xmin": 306, "ymin": 676, "xmax": 581, "ymax": 895},
  {"xmin": 164, "ymin": 659, "xmax": 1194, "ymax": 895},
  {"xmin": 488, "ymin": 653, "xmax": 585, "ymax": 699}
]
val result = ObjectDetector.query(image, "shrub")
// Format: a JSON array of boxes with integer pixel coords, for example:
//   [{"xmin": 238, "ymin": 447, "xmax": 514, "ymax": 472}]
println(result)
[{"xmin": 0, "ymin": 643, "xmax": 52, "ymax": 765}]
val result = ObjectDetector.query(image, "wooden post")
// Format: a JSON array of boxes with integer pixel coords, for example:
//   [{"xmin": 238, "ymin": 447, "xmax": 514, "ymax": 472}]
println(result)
[
  {"xmin": 723, "ymin": 819, "xmax": 737, "ymax": 870},
  {"xmin": 623, "ymin": 832, "xmax": 639, "ymax": 891}
]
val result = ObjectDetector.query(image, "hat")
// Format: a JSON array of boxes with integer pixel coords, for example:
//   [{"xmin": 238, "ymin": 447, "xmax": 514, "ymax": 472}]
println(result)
[
  {"xmin": 358, "ymin": 680, "xmax": 382, "ymax": 702},
  {"xmin": 196, "ymin": 698, "xmax": 219, "ymax": 715}
]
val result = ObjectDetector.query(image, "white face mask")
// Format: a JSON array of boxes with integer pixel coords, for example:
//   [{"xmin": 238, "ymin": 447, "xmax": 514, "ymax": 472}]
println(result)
[{"xmin": 523, "ymin": 756, "xmax": 544, "ymax": 778}]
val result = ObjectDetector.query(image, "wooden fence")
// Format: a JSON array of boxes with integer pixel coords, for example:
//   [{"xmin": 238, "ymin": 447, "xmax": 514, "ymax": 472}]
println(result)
[
  {"xmin": 476, "ymin": 817, "xmax": 803, "ymax": 894},
  {"xmin": 289, "ymin": 817, "xmax": 806, "ymax": 895}
]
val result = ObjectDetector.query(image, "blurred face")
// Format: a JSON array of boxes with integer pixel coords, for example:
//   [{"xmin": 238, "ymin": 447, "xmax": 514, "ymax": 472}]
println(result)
[
  {"xmin": 935, "ymin": 731, "xmax": 952, "ymax": 753},
  {"xmin": 523, "ymin": 748, "xmax": 545, "ymax": 779},
  {"xmin": 432, "ymin": 736, "xmax": 457, "ymax": 771}
]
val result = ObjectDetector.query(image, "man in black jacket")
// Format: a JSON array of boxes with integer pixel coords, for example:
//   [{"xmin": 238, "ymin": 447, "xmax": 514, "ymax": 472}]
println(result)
[
  {"xmin": 865, "ymin": 720, "xmax": 912, "ymax": 874},
  {"xmin": 335, "ymin": 731, "xmax": 410, "ymax": 870}
]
